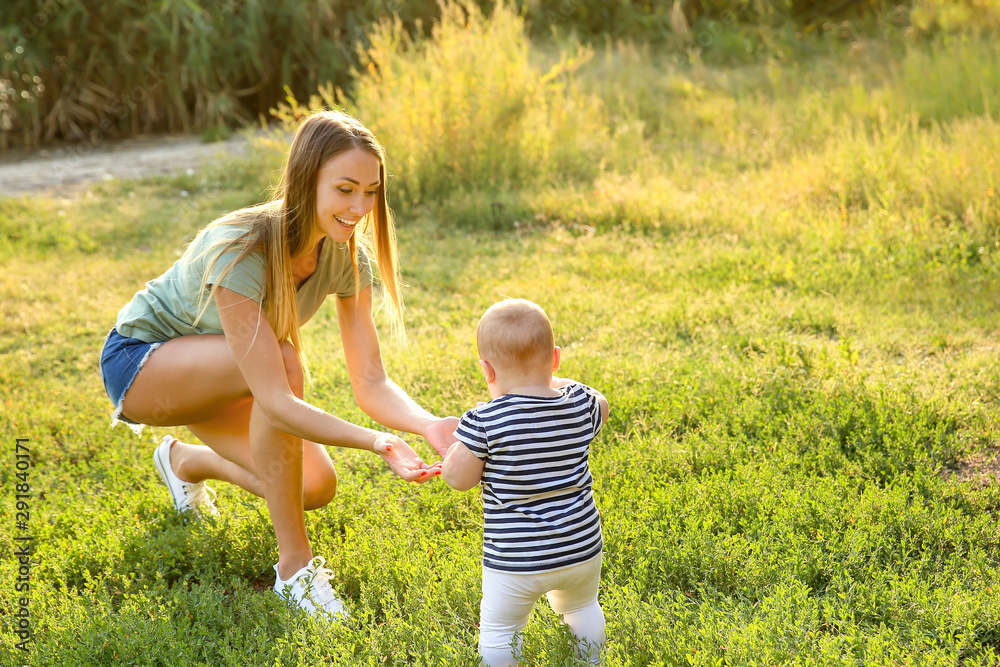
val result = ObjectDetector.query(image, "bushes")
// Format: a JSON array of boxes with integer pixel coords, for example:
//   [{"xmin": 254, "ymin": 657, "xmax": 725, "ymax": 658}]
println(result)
[
  {"xmin": 911, "ymin": 0, "xmax": 1000, "ymax": 33},
  {"xmin": 0, "ymin": 0, "xmax": 443, "ymax": 150},
  {"xmin": 520, "ymin": 0, "xmax": 894, "ymax": 39},
  {"xmin": 3, "ymin": 0, "xmax": 999, "ymax": 152}
]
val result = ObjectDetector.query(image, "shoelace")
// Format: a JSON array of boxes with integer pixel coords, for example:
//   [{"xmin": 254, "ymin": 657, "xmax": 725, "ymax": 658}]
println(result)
[
  {"xmin": 180, "ymin": 481, "xmax": 217, "ymax": 510},
  {"xmin": 303, "ymin": 557, "xmax": 341, "ymax": 607}
]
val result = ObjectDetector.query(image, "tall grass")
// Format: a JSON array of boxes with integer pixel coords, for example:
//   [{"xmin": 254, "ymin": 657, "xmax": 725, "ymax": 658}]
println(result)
[
  {"xmin": 340, "ymin": 0, "xmax": 608, "ymax": 207},
  {"xmin": 280, "ymin": 0, "xmax": 1000, "ymax": 246}
]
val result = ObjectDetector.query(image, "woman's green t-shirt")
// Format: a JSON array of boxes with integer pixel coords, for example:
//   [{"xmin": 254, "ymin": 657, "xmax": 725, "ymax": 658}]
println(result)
[{"xmin": 115, "ymin": 224, "xmax": 373, "ymax": 343}]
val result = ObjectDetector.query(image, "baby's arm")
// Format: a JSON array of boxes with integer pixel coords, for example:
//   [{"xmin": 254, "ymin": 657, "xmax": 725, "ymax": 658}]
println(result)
[
  {"xmin": 591, "ymin": 386, "xmax": 610, "ymax": 424},
  {"xmin": 441, "ymin": 441, "xmax": 485, "ymax": 491}
]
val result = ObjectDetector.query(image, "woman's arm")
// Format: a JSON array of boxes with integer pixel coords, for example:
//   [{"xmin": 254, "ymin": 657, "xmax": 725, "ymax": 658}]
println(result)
[
  {"xmin": 215, "ymin": 286, "xmax": 436, "ymax": 481},
  {"xmin": 336, "ymin": 286, "xmax": 458, "ymax": 458}
]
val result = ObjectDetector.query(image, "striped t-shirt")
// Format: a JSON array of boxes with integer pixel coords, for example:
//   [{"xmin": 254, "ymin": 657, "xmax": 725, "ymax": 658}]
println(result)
[{"xmin": 455, "ymin": 383, "xmax": 604, "ymax": 574}]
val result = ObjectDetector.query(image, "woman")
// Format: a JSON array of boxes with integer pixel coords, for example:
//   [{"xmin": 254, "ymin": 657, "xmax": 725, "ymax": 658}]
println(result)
[{"xmin": 99, "ymin": 110, "xmax": 458, "ymax": 619}]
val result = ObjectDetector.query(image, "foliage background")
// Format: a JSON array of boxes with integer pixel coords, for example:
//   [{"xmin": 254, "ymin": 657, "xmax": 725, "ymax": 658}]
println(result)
[{"xmin": 3, "ymin": 0, "xmax": 991, "ymax": 149}]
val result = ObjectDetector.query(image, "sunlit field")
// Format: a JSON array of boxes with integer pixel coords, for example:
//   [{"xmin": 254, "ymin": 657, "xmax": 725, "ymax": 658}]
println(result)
[{"xmin": 2, "ymin": 2, "xmax": 999, "ymax": 665}]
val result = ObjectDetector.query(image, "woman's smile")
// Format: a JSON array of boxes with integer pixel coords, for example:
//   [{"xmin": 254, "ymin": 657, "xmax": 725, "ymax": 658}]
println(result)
[{"xmin": 315, "ymin": 147, "xmax": 381, "ymax": 243}]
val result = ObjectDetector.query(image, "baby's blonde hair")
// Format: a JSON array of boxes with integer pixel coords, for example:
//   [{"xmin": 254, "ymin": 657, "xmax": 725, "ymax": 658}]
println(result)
[{"xmin": 477, "ymin": 299, "xmax": 554, "ymax": 372}]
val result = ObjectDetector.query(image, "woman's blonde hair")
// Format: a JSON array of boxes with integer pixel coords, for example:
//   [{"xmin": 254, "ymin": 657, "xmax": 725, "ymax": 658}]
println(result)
[{"xmin": 190, "ymin": 110, "xmax": 404, "ymax": 353}]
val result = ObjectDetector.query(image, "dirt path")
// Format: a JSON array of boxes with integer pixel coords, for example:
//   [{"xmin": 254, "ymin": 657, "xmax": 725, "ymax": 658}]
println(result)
[{"xmin": 0, "ymin": 133, "xmax": 250, "ymax": 197}]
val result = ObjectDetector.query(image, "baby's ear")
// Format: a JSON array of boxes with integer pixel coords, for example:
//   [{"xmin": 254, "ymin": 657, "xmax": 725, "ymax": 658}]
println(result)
[
  {"xmin": 552, "ymin": 346, "xmax": 561, "ymax": 373},
  {"xmin": 479, "ymin": 359, "xmax": 496, "ymax": 384}
]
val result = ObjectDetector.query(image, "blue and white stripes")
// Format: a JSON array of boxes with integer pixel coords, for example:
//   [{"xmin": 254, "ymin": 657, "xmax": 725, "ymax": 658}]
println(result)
[{"xmin": 456, "ymin": 383, "xmax": 604, "ymax": 573}]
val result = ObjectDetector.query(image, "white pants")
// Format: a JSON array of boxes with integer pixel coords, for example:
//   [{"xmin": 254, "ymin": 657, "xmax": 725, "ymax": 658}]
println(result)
[{"xmin": 479, "ymin": 554, "xmax": 605, "ymax": 667}]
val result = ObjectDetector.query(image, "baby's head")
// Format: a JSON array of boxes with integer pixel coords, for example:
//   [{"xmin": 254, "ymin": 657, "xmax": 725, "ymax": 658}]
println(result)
[{"xmin": 477, "ymin": 299, "xmax": 557, "ymax": 395}]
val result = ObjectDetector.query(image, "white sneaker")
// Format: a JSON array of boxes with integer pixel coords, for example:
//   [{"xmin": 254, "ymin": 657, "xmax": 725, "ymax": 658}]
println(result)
[
  {"xmin": 274, "ymin": 556, "xmax": 349, "ymax": 621},
  {"xmin": 152, "ymin": 435, "xmax": 218, "ymax": 516}
]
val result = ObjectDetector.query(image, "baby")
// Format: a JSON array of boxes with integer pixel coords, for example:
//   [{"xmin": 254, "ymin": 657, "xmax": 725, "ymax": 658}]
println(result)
[{"xmin": 442, "ymin": 298, "xmax": 610, "ymax": 666}]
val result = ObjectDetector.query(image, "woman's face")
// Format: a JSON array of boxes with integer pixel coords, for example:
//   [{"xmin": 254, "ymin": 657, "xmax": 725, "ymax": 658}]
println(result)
[{"xmin": 314, "ymin": 147, "xmax": 381, "ymax": 244}]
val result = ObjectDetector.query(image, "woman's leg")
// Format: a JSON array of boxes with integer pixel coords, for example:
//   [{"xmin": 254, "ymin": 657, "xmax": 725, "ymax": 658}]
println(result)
[
  {"xmin": 121, "ymin": 334, "xmax": 337, "ymax": 576},
  {"xmin": 175, "ymin": 397, "xmax": 265, "ymax": 497},
  {"xmin": 177, "ymin": 398, "xmax": 337, "ymax": 509},
  {"xmin": 122, "ymin": 334, "xmax": 255, "ymax": 425}
]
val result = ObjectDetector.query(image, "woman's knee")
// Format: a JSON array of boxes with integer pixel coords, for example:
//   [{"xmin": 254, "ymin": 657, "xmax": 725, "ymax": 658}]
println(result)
[
  {"xmin": 279, "ymin": 341, "xmax": 304, "ymax": 396},
  {"xmin": 302, "ymin": 455, "xmax": 337, "ymax": 510}
]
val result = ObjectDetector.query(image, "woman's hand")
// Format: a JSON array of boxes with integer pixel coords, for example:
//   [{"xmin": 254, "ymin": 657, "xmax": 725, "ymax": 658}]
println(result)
[
  {"xmin": 423, "ymin": 416, "xmax": 460, "ymax": 459},
  {"xmin": 373, "ymin": 433, "xmax": 442, "ymax": 483}
]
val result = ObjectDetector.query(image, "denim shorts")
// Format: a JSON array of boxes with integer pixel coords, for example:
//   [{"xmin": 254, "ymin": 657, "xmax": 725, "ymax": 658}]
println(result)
[{"xmin": 99, "ymin": 327, "xmax": 163, "ymax": 434}]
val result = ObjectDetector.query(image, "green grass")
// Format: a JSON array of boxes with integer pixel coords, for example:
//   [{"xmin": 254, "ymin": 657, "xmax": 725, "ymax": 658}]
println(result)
[{"xmin": 2, "ymin": 11, "xmax": 1000, "ymax": 667}]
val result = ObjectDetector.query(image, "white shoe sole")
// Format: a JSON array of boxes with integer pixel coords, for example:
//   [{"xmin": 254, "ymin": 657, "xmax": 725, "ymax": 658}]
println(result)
[{"xmin": 152, "ymin": 436, "xmax": 181, "ymax": 511}]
